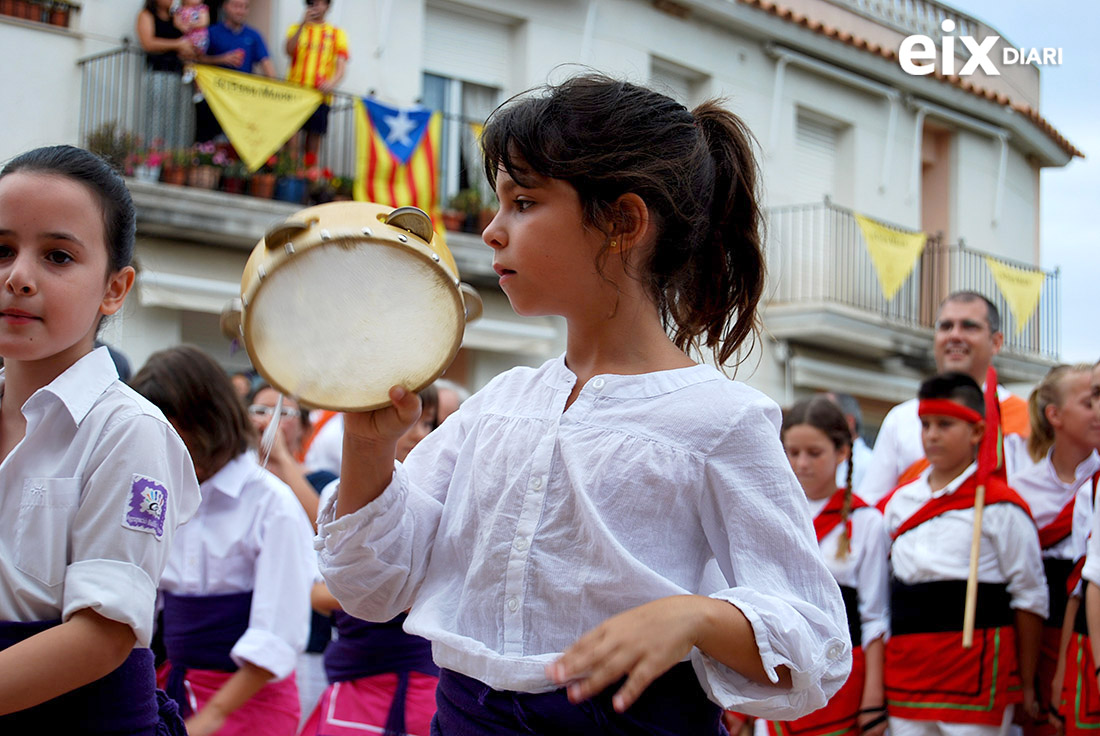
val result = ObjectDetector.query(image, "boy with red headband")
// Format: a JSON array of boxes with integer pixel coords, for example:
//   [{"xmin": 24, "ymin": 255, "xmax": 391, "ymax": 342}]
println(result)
[{"xmin": 882, "ymin": 372, "xmax": 1048, "ymax": 736}]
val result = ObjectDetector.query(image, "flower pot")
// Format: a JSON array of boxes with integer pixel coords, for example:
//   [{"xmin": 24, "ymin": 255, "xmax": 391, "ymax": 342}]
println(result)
[
  {"xmin": 134, "ymin": 164, "xmax": 162, "ymax": 183},
  {"xmin": 19, "ymin": 0, "xmax": 38, "ymax": 21},
  {"xmin": 187, "ymin": 164, "xmax": 220, "ymax": 190},
  {"xmin": 49, "ymin": 6, "xmax": 68, "ymax": 26},
  {"xmin": 222, "ymin": 176, "xmax": 247, "ymax": 195},
  {"xmin": 250, "ymin": 173, "xmax": 276, "ymax": 198},
  {"xmin": 442, "ymin": 210, "xmax": 465, "ymax": 232},
  {"xmin": 274, "ymin": 176, "xmax": 307, "ymax": 204},
  {"xmin": 0, "ymin": 1, "xmax": 15, "ymax": 18},
  {"xmin": 161, "ymin": 164, "xmax": 189, "ymax": 186}
]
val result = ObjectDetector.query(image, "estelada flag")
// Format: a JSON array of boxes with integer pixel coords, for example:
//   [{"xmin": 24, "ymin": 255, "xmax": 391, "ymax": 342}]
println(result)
[
  {"xmin": 353, "ymin": 97, "xmax": 445, "ymax": 244},
  {"xmin": 193, "ymin": 64, "xmax": 322, "ymax": 172},
  {"xmin": 976, "ymin": 365, "xmax": 1006, "ymax": 486}
]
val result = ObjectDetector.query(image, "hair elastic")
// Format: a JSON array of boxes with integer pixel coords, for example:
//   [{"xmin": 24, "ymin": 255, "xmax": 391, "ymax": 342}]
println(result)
[{"xmin": 917, "ymin": 399, "xmax": 982, "ymax": 424}]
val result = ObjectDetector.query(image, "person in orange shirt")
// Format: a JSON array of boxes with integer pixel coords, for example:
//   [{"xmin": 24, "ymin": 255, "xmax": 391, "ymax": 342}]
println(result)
[{"xmin": 285, "ymin": 0, "xmax": 348, "ymax": 160}]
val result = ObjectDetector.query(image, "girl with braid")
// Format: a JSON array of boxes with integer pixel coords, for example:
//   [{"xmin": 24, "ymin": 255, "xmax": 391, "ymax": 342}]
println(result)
[{"xmin": 772, "ymin": 395, "xmax": 890, "ymax": 736}]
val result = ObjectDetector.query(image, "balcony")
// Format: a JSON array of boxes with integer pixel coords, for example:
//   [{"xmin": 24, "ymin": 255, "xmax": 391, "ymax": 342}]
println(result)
[
  {"xmin": 765, "ymin": 201, "xmax": 1060, "ymax": 381},
  {"xmin": 77, "ymin": 46, "xmax": 495, "ymax": 277}
]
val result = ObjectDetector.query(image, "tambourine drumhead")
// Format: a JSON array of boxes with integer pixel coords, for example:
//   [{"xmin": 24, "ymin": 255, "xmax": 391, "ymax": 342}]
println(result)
[{"xmin": 240, "ymin": 202, "xmax": 474, "ymax": 412}]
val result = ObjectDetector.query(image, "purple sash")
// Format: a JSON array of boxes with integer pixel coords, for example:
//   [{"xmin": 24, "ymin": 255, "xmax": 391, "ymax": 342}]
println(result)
[
  {"xmin": 431, "ymin": 662, "xmax": 726, "ymax": 735},
  {"xmin": 0, "ymin": 619, "xmax": 185, "ymax": 735},
  {"xmin": 325, "ymin": 611, "xmax": 438, "ymax": 736},
  {"xmin": 161, "ymin": 590, "xmax": 252, "ymax": 716}
]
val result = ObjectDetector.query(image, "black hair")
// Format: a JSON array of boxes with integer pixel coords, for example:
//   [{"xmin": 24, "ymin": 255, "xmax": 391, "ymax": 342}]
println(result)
[
  {"xmin": 940, "ymin": 291, "xmax": 1001, "ymax": 334},
  {"xmin": 918, "ymin": 372, "xmax": 985, "ymax": 417},
  {"xmin": 1, "ymin": 145, "xmax": 135, "ymax": 273},
  {"xmin": 481, "ymin": 73, "xmax": 764, "ymax": 368},
  {"xmin": 131, "ymin": 345, "xmax": 256, "ymax": 480}
]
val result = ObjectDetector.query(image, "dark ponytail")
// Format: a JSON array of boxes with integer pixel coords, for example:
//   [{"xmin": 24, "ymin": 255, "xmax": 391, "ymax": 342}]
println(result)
[{"xmin": 481, "ymin": 74, "xmax": 765, "ymax": 368}]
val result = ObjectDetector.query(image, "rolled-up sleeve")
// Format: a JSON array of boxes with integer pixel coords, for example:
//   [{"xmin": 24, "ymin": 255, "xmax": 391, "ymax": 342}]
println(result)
[
  {"xmin": 695, "ymin": 398, "xmax": 851, "ymax": 718},
  {"xmin": 316, "ymin": 461, "xmax": 444, "ymax": 623},
  {"xmin": 231, "ymin": 495, "xmax": 316, "ymax": 679},
  {"xmin": 64, "ymin": 412, "xmax": 200, "ymax": 647},
  {"xmin": 991, "ymin": 504, "xmax": 1049, "ymax": 619}
]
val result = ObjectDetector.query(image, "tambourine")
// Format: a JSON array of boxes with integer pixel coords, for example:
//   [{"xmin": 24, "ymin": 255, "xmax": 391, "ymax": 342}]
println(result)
[{"xmin": 222, "ymin": 202, "xmax": 483, "ymax": 412}]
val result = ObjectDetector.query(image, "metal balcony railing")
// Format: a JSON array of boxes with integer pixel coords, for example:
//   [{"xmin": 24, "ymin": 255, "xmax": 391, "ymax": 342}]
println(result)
[
  {"xmin": 766, "ymin": 201, "xmax": 1060, "ymax": 360},
  {"xmin": 77, "ymin": 46, "xmax": 485, "ymax": 209}
]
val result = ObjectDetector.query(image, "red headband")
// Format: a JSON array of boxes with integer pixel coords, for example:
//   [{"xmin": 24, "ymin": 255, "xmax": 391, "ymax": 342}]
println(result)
[{"xmin": 917, "ymin": 399, "xmax": 982, "ymax": 424}]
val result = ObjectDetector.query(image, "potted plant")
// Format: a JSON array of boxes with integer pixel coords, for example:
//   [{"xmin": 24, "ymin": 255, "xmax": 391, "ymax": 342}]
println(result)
[
  {"xmin": 85, "ymin": 121, "xmax": 136, "ymax": 173},
  {"xmin": 306, "ymin": 166, "xmax": 336, "ymax": 205},
  {"xmin": 187, "ymin": 141, "xmax": 225, "ymax": 189},
  {"xmin": 128, "ymin": 145, "xmax": 165, "ymax": 183},
  {"xmin": 329, "ymin": 176, "xmax": 354, "ymax": 201},
  {"xmin": 49, "ymin": 0, "xmax": 71, "ymax": 26},
  {"xmin": 160, "ymin": 148, "xmax": 191, "ymax": 186},
  {"xmin": 273, "ymin": 149, "xmax": 306, "ymax": 204},
  {"xmin": 221, "ymin": 158, "xmax": 248, "ymax": 195},
  {"xmin": 250, "ymin": 156, "xmax": 277, "ymax": 198},
  {"xmin": 447, "ymin": 188, "xmax": 483, "ymax": 233}
]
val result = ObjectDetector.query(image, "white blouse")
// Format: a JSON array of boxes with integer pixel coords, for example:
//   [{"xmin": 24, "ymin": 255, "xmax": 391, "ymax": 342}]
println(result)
[
  {"xmin": 806, "ymin": 497, "xmax": 891, "ymax": 648},
  {"xmin": 160, "ymin": 452, "xmax": 316, "ymax": 679},
  {"xmin": 317, "ymin": 356, "xmax": 850, "ymax": 718},
  {"xmin": 0, "ymin": 347, "xmax": 200, "ymax": 647},
  {"xmin": 883, "ymin": 464, "xmax": 1049, "ymax": 619},
  {"xmin": 1010, "ymin": 450, "xmax": 1100, "ymax": 560}
]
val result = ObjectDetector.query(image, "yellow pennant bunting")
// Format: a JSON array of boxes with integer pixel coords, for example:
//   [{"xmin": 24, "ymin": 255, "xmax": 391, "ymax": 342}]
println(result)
[
  {"xmin": 854, "ymin": 213, "xmax": 926, "ymax": 301},
  {"xmin": 194, "ymin": 65, "xmax": 322, "ymax": 172},
  {"xmin": 984, "ymin": 256, "xmax": 1045, "ymax": 335}
]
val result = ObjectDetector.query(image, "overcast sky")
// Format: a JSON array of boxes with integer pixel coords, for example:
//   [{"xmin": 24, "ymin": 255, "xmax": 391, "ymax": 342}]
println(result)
[{"xmin": 949, "ymin": 0, "xmax": 1098, "ymax": 363}]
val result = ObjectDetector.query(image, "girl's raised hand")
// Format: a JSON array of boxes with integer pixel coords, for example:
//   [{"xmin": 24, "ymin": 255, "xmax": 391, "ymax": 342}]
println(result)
[
  {"xmin": 343, "ymin": 386, "xmax": 423, "ymax": 448},
  {"xmin": 546, "ymin": 595, "xmax": 705, "ymax": 713}
]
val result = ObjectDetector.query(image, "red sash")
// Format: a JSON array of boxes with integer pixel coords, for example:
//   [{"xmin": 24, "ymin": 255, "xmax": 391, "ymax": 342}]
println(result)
[
  {"xmin": 892, "ymin": 474, "xmax": 1032, "ymax": 540},
  {"xmin": 1039, "ymin": 496, "xmax": 1077, "ymax": 550},
  {"xmin": 813, "ymin": 489, "xmax": 869, "ymax": 542}
]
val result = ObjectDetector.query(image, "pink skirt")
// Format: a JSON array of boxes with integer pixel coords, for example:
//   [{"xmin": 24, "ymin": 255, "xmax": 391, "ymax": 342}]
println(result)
[
  {"xmin": 157, "ymin": 666, "xmax": 299, "ymax": 736},
  {"xmin": 299, "ymin": 672, "xmax": 439, "ymax": 736}
]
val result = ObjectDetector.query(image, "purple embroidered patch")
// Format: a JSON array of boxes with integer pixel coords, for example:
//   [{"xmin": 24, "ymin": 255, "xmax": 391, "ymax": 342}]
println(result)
[{"xmin": 124, "ymin": 475, "xmax": 168, "ymax": 539}]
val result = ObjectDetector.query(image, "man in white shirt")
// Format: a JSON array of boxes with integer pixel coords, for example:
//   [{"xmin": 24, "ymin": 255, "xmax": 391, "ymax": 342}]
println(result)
[{"xmin": 859, "ymin": 291, "xmax": 1031, "ymax": 507}]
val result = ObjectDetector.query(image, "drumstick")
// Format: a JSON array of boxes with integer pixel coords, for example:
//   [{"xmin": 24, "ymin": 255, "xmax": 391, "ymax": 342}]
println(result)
[{"xmin": 962, "ymin": 483, "xmax": 986, "ymax": 649}]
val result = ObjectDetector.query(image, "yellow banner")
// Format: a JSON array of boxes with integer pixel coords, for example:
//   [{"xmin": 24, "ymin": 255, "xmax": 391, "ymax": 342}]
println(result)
[
  {"xmin": 985, "ymin": 256, "xmax": 1044, "ymax": 335},
  {"xmin": 194, "ymin": 65, "xmax": 322, "ymax": 172},
  {"xmin": 854, "ymin": 213, "xmax": 926, "ymax": 301}
]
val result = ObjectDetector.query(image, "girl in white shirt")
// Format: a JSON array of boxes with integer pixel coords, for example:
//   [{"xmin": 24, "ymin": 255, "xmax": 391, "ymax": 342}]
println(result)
[
  {"xmin": 131, "ymin": 345, "xmax": 315, "ymax": 736},
  {"xmin": 0, "ymin": 145, "xmax": 200, "ymax": 732},
  {"xmin": 771, "ymin": 396, "xmax": 890, "ymax": 736},
  {"xmin": 1016, "ymin": 363, "xmax": 1100, "ymax": 732},
  {"xmin": 317, "ymin": 74, "xmax": 850, "ymax": 734}
]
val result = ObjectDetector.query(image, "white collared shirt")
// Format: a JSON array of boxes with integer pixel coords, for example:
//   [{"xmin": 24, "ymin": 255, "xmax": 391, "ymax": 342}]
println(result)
[
  {"xmin": 806, "ymin": 497, "xmax": 891, "ymax": 648},
  {"xmin": 0, "ymin": 347, "xmax": 200, "ymax": 647},
  {"xmin": 882, "ymin": 464, "xmax": 1048, "ymax": 618},
  {"xmin": 317, "ymin": 356, "xmax": 851, "ymax": 719},
  {"xmin": 858, "ymin": 389, "xmax": 1032, "ymax": 506},
  {"xmin": 304, "ymin": 413, "xmax": 343, "ymax": 476},
  {"xmin": 1011, "ymin": 450, "xmax": 1100, "ymax": 560},
  {"xmin": 160, "ymin": 451, "xmax": 315, "ymax": 679}
]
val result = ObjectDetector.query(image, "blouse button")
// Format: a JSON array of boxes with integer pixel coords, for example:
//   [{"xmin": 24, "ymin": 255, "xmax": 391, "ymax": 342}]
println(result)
[
  {"xmin": 507, "ymin": 597, "xmax": 519, "ymax": 612},
  {"xmin": 827, "ymin": 643, "xmax": 844, "ymax": 660},
  {"xmin": 592, "ymin": 377, "xmax": 606, "ymax": 390},
  {"xmin": 515, "ymin": 537, "xmax": 529, "ymax": 551},
  {"xmin": 531, "ymin": 477, "xmax": 543, "ymax": 490}
]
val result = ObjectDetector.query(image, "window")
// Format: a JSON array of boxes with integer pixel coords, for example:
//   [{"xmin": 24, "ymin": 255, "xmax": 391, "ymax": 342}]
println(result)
[
  {"xmin": 793, "ymin": 111, "xmax": 842, "ymax": 205},
  {"xmin": 421, "ymin": 73, "xmax": 500, "ymax": 209}
]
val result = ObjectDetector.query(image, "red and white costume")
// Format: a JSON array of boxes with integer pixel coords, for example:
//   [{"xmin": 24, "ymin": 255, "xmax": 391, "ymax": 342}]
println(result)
[
  {"xmin": 882, "ymin": 464, "xmax": 1048, "ymax": 734},
  {"xmin": 1063, "ymin": 472, "xmax": 1100, "ymax": 735},
  {"xmin": 767, "ymin": 489, "xmax": 890, "ymax": 736},
  {"xmin": 1012, "ymin": 451, "xmax": 1100, "ymax": 734}
]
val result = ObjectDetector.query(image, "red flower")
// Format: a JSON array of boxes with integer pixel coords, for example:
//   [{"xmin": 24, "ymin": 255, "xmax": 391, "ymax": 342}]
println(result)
[
  {"xmin": 322, "ymin": 167, "xmax": 333, "ymax": 180},
  {"xmin": 304, "ymin": 152, "xmax": 318, "ymax": 167}
]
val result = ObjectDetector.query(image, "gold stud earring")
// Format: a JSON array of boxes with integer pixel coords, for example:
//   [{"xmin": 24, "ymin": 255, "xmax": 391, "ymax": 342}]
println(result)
[{"xmin": 609, "ymin": 240, "xmax": 618, "ymax": 250}]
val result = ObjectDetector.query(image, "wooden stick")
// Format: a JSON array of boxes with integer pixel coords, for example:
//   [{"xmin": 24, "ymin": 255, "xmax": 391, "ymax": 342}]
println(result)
[{"xmin": 962, "ymin": 483, "xmax": 987, "ymax": 649}]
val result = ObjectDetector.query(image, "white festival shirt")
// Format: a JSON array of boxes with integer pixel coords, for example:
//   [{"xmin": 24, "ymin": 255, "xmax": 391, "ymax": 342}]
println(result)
[
  {"xmin": 160, "ymin": 451, "xmax": 316, "ymax": 679},
  {"xmin": 882, "ymin": 464, "xmax": 1048, "ymax": 618},
  {"xmin": 806, "ymin": 496, "xmax": 891, "ymax": 648},
  {"xmin": 317, "ymin": 356, "xmax": 851, "ymax": 718},
  {"xmin": 1010, "ymin": 450, "xmax": 1100, "ymax": 561},
  {"xmin": 0, "ymin": 347, "xmax": 201, "ymax": 646}
]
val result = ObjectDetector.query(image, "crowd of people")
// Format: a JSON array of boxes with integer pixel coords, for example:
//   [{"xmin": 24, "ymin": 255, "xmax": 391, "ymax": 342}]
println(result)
[
  {"xmin": 0, "ymin": 70, "xmax": 1097, "ymax": 736},
  {"xmin": 136, "ymin": 0, "xmax": 347, "ymax": 155}
]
